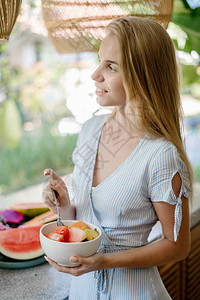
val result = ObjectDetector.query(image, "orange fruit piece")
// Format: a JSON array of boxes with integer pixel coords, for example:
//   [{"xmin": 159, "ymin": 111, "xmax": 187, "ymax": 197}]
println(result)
[{"xmin": 70, "ymin": 221, "xmax": 88, "ymax": 231}]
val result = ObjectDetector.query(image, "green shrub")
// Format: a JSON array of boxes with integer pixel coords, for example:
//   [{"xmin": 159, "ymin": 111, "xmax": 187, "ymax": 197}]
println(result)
[
  {"xmin": 194, "ymin": 165, "xmax": 200, "ymax": 183},
  {"xmin": 0, "ymin": 124, "xmax": 78, "ymax": 194}
]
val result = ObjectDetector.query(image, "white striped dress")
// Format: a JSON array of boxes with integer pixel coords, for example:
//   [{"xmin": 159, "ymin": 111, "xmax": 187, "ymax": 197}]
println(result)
[{"xmin": 69, "ymin": 114, "xmax": 191, "ymax": 300}]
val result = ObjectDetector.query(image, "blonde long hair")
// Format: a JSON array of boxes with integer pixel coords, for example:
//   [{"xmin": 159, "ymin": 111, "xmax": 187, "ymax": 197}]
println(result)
[{"xmin": 107, "ymin": 16, "xmax": 193, "ymax": 198}]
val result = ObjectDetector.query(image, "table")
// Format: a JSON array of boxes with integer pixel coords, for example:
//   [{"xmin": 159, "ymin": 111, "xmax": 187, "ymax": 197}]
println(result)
[{"xmin": 0, "ymin": 261, "xmax": 71, "ymax": 300}]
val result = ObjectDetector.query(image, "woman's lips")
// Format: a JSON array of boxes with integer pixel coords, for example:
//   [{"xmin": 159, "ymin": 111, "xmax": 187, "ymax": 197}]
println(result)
[{"xmin": 95, "ymin": 87, "xmax": 108, "ymax": 96}]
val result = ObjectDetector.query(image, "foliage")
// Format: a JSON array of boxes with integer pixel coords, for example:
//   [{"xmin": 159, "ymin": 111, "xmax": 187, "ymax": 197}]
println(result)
[
  {"xmin": 0, "ymin": 100, "xmax": 22, "ymax": 148},
  {"xmin": 0, "ymin": 43, "xmax": 23, "ymax": 148},
  {"xmin": 181, "ymin": 64, "xmax": 200, "ymax": 86},
  {"xmin": 0, "ymin": 42, "xmax": 70, "ymax": 149},
  {"xmin": 0, "ymin": 122, "xmax": 78, "ymax": 194},
  {"xmin": 194, "ymin": 165, "xmax": 200, "ymax": 183},
  {"xmin": 172, "ymin": 0, "xmax": 200, "ymax": 53}
]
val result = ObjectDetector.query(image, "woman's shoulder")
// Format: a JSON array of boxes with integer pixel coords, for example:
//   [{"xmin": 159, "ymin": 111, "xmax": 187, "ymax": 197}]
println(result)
[
  {"xmin": 145, "ymin": 136, "xmax": 186, "ymax": 171},
  {"xmin": 144, "ymin": 136, "xmax": 178, "ymax": 163},
  {"xmin": 145, "ymin": 136, "xmax": 176, "ymax": 153}
]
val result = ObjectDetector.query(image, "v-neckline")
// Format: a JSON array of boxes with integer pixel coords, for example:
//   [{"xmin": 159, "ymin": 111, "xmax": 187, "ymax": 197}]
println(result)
[{"xmin": 91, "ymin": 115, "xmax": 144, "ymax": 191}]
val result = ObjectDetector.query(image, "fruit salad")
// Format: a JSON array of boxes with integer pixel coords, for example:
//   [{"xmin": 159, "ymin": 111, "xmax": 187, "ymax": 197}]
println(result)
[{"xmin": 44, "ymin": 221, "xmax": 99, "ymax": 243}]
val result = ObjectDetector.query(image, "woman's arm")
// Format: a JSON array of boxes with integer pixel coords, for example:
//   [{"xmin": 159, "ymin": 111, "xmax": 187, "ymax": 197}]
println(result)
[
  {"xmin": 102, "ymin": 195, "xmax": 190, "ymax": 269},
  {"xmin": 104, "ymin": 171, "xmax": 190, "ymax": 268}
]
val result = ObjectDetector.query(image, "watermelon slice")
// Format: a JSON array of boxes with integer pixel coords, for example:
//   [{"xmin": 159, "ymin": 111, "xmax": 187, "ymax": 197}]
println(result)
[
  {"xmin": 0, "ymin": 226, "xmax": 44, "ymax": 260},
  {"xmin": 45, "ymin": 232, "xmax": 64, "ymax": 242},
  {"xmin": 45, "ymin": 226, "xmax": 69, "ymax": 242}
]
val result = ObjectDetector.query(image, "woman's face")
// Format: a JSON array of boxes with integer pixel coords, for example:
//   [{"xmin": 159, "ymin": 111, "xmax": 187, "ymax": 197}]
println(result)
[{"xmin": 91, "ymin": 33, "xmax": 127, "ymax": 107}]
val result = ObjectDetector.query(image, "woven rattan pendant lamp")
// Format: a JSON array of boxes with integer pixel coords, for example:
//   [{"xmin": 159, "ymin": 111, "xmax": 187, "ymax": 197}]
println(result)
[
  {"xmin": 0, "ymin": 0, "xmax": 22, "ymax": 42},
  {"xmin": 41, "ymin": 0, "xmax": 173, "ymax": 54}
]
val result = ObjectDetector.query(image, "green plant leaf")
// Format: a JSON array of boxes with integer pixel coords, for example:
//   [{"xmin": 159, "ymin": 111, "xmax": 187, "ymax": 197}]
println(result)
[
  {"xmin": 172, "ymin": 14, "xmax": 200, "ymax": 35},
  {"xmin": 172, "ymin": 0, "xmax": 200, "ymax": 53}
]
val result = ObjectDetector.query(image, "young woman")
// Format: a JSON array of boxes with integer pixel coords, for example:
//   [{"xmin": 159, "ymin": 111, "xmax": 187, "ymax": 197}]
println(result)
[{"xmin": 42, "ymin": 16, "xmax": 193, "ymax": 300}]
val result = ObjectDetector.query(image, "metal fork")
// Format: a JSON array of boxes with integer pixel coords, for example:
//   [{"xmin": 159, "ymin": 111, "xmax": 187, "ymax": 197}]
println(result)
[{"xmin": 50, "ymin": 169, "xmax": 64, "ymax": 226}]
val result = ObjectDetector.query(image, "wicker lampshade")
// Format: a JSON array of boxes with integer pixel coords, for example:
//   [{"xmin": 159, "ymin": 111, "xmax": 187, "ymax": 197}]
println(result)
[
  {"xmin": 0, "ymin": 0, "xmax": 22, "ymax": 42},
  {"xmin": 41, "ymin": 0, "xmax": 173, "ymax": 54}
]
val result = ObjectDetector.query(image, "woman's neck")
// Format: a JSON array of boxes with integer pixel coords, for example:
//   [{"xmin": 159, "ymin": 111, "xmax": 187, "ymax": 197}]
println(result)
[{"xmin": 111, "ymin": 105, "xmax": 140, "ymax": 138}]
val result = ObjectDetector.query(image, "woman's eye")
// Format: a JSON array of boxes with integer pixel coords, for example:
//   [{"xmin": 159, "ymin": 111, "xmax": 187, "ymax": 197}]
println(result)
[{"xmin": 108, "ymin": 64, "xmax": 116, "ymax": 72}]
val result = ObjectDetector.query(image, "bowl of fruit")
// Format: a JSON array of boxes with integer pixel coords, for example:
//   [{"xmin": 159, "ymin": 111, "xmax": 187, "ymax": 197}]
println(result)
[{"xmin": 40, "ymin": 220, "xmax": 102, "ymax": 267}]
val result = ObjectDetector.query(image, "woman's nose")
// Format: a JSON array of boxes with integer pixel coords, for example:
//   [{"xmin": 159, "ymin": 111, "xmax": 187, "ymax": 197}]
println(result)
[{"xmin": 91, "ymin": 66, "xmax": 104, "ymax": 82}]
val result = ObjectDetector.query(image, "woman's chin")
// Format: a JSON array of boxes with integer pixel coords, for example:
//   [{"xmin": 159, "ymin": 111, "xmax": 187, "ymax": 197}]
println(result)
[{"xmin": 96, "ymin": 97, "xmax": 110, "ymax": 107}]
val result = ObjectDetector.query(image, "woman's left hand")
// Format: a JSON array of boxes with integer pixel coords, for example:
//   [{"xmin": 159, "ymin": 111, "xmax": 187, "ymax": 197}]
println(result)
[{"xmin": 44, "ymin": 252, "xmax": 105, "ymax": 276}]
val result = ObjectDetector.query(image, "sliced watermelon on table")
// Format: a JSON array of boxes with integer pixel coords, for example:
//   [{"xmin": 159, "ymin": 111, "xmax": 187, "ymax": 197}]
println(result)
[{"xmin": 0, "ymin": 226, "xmax": 44, "ymax": 260}]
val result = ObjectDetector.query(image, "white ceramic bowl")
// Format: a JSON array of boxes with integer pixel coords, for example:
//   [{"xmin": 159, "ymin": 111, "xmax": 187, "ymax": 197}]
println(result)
[{"xmin": 40, "ymin": 220, "xmax": 102, "ymax": 267}]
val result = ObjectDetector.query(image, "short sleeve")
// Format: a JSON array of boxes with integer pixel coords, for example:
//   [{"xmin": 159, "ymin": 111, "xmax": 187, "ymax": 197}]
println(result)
[{"xmin": 149, "ymin": 144, "xmax": 191, "ymax": 241}]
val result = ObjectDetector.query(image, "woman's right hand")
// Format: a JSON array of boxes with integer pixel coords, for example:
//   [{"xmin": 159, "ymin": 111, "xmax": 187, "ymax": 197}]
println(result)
[{"xmin": 42, "ymin": 169, "xmax": 70, "ymax": 216}]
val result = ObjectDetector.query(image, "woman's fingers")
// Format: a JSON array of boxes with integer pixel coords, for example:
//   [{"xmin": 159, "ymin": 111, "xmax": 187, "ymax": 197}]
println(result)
[
  {"xmin": 44, "ymin": 256, "xmax": 85, "ymax": 276},
  {"xmin": 42, "ymin": 186, "xmax": 58, "ymax": 213},
  {"xmin": 70, "ymin": 253, "xmax": 104, "ymax": 267},
  {"xmin": 44, "ymin": 253, "xmax": 104, "ymax": 276},
  {"xmin": 43, "ymin": 169, "xmax": 70, "ymax": 208},
  {"xmin": 42, "ymin": 185, "xmax": 53, "ymax": 202},
  {"xmin": 44, "ymin": 257, "xmax": 70, "ymax": 273},
  {"xmin": 44, "ymin": 169, "xmax": 68, "ymax": 197},
  {"xmin": 44, "ymin": 169, "xmax": 61, "ymax": 181},
  {"xmin": 44, "ymin": 256, "xmax": 81, "ymax": 274},
  {"xmin": 43, "ymin": 169, "xmax": 50, "ymax": 176},
  {"xmin": 70, "ymin": 255, "xmax": 94, "ymax": 265},
  {"xmin": 50, "ymin": 179, "xmax": 68, "ymax": 201}
]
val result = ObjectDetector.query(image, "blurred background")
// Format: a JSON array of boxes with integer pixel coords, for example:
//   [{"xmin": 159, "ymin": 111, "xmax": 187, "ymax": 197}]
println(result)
[{"xmin": 0, "ymin": 0, "xmax": 200, "ymax": 195}]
